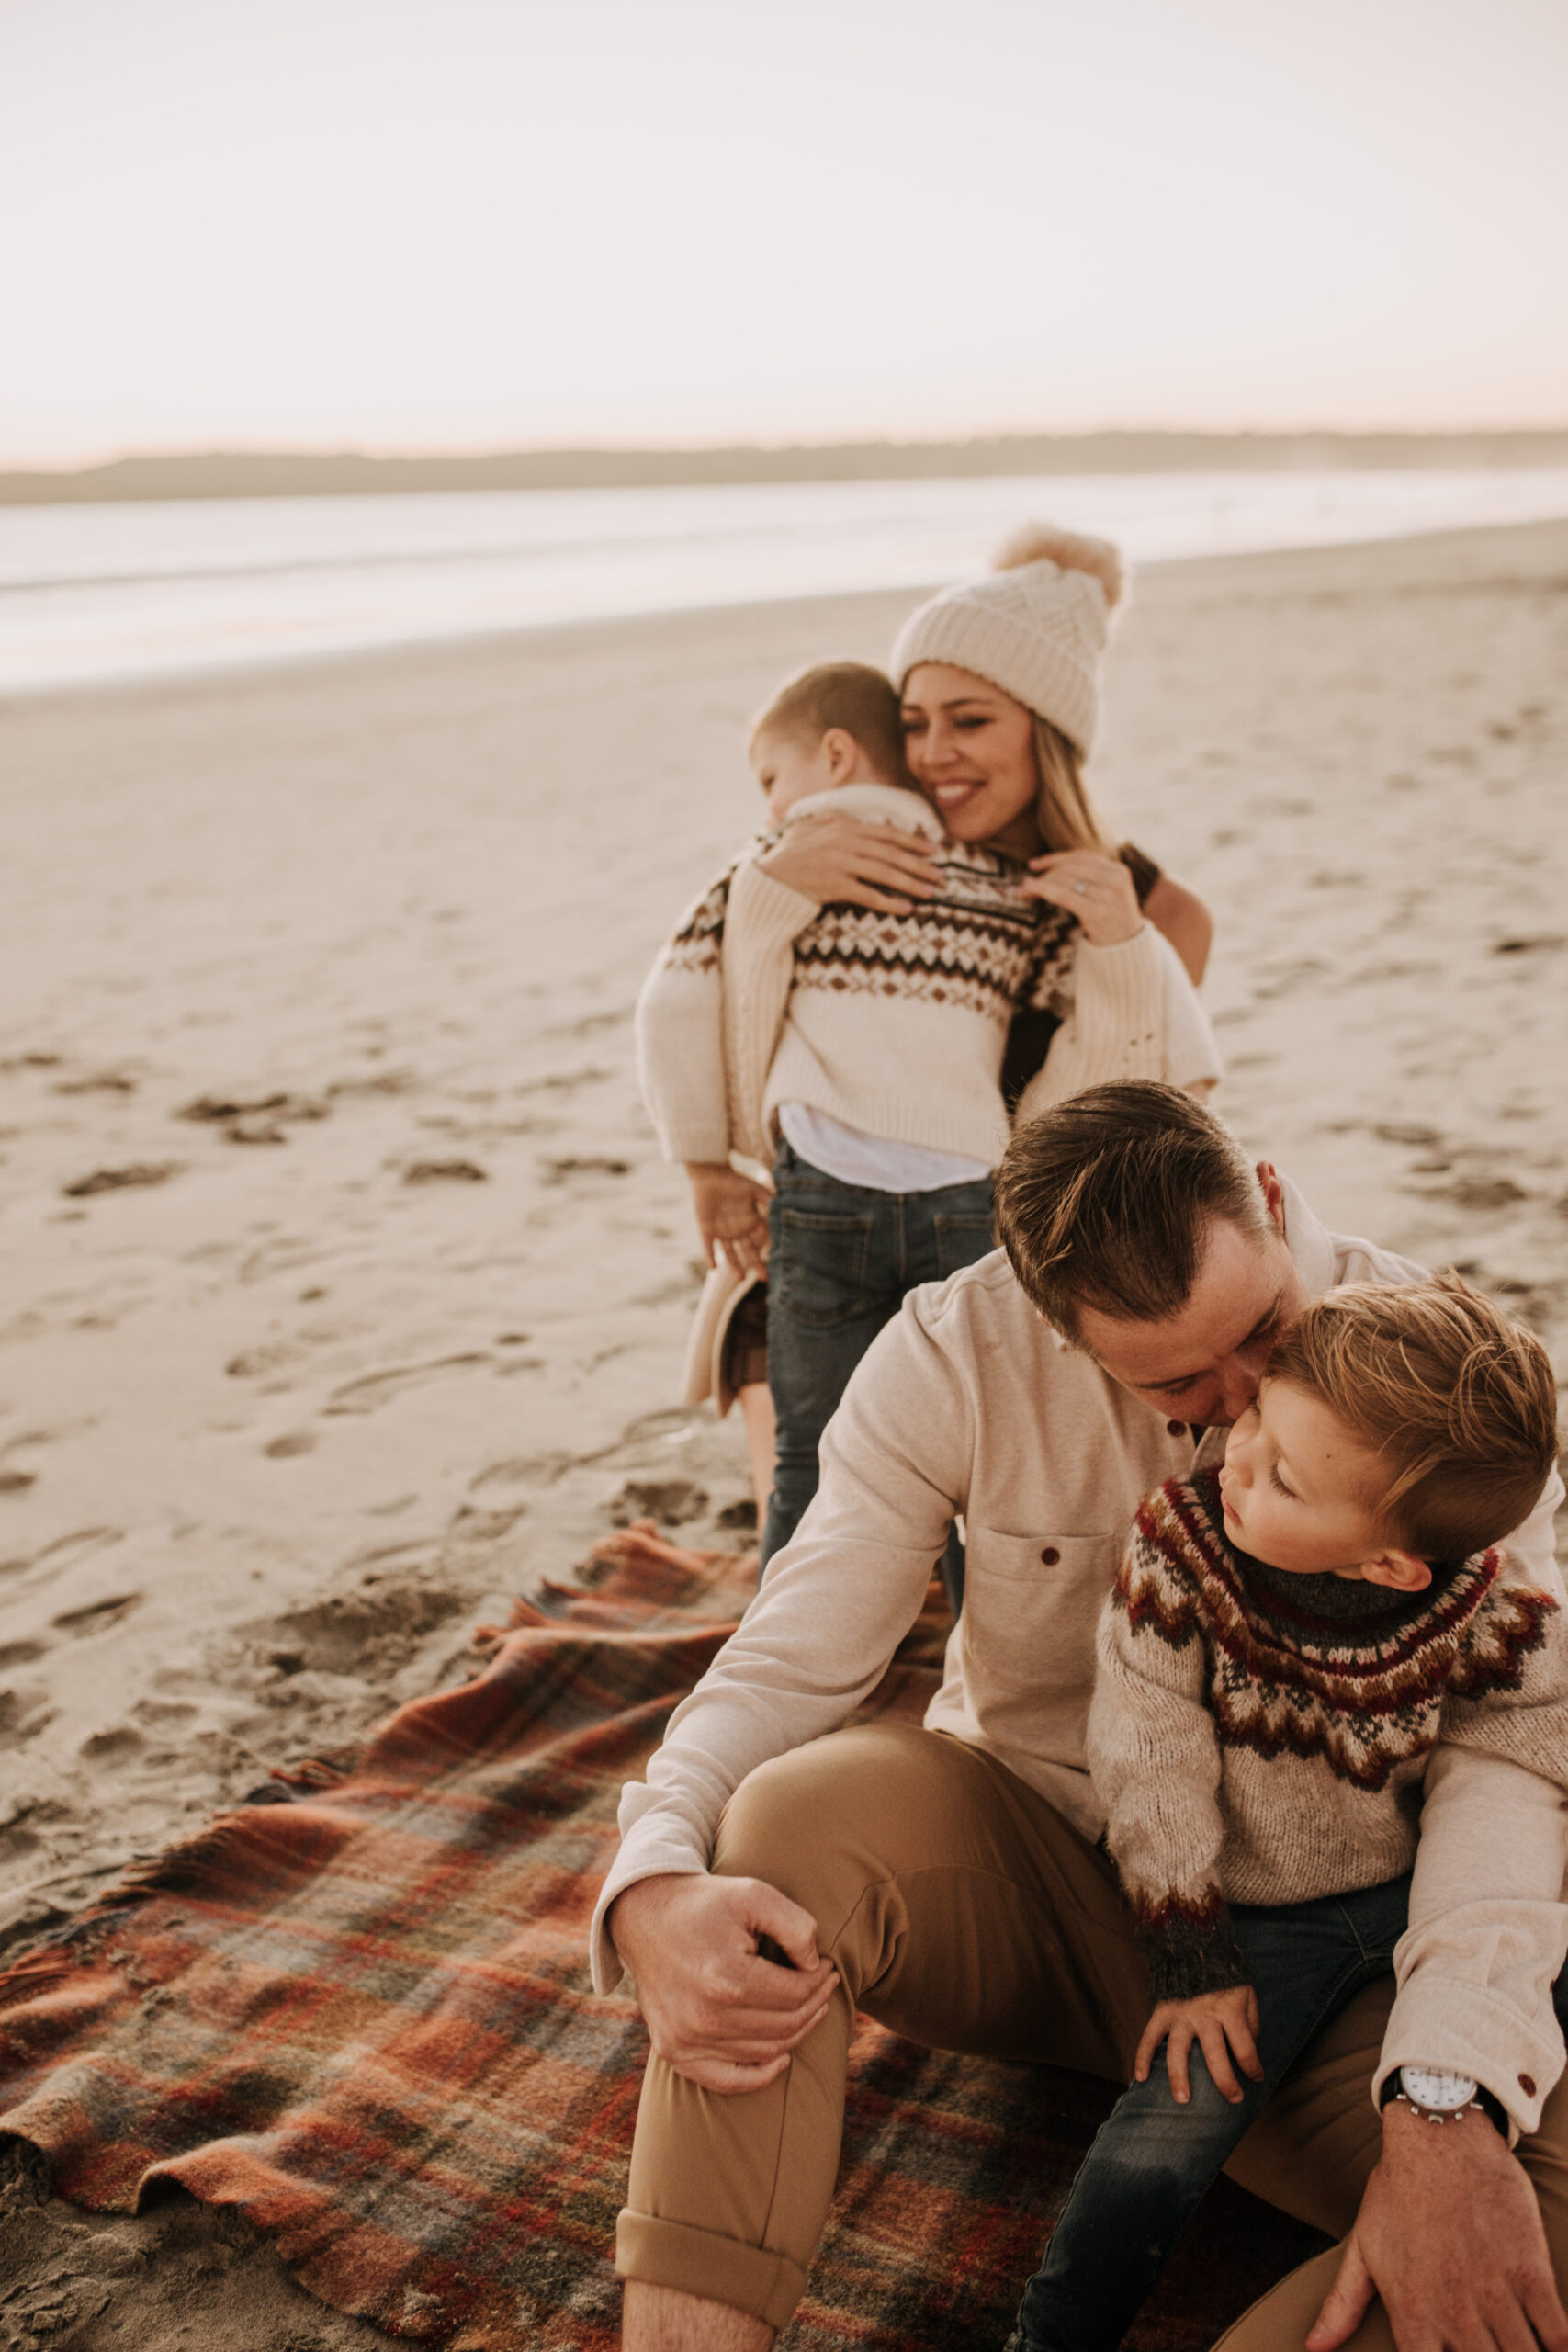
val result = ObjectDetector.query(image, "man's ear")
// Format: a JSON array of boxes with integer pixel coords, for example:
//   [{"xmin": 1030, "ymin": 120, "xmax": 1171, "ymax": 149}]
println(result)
[
  {"xmin": 1359, "ymin": 1549, "xmax": 1432, "ymax": 1594},
  {"xmin": 821, "ymin": 729, "xmax": 860, "ymax": 784},
  {"xmin": 1255, "ymin": 1160, "xmax": 1286, "ymax": 1235}
]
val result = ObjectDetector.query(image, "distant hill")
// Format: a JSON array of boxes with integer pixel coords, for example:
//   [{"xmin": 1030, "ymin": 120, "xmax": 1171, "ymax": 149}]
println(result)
[{"xmin": 5, "ymin": 431, "xmax": 1568, "ymax": 504}]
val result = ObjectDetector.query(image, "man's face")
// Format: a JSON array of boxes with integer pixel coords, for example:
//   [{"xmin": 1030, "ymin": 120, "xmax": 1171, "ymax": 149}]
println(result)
[{"xmin": 1074, "ymin": 1169, "xmax": 1310, "ymax": 1430}]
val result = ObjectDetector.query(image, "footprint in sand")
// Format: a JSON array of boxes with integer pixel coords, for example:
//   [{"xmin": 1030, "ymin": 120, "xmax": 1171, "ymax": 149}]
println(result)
[
  {"xmin": 79, "ymin": 1724, "xmax": 145, "ymax": 1764},
  {"xmin": 61, "ymin": 1163, "xmax": 181, "ymax": 1199},
  {"xmin": 177, "ymin": 1091, "xmax": 330, "ymax": 1148},
  {"xmin": 19, "ymin": 1528, "xmax": 125, "ymax": 1578},
  {"xmin": 0, "ymin": 1688, "xmax": 56, "ymax": 1748},
  {"xmin": 611, "ymin": 1478, "xmax": 710, "ymax": 1529},
  {"xmin": 51, "ymin": 1593, "xmax": 142, "ymax": 1636},
  {"xmin": 52, "ymin": 1071, "xmax": 138, "ymax": 1096},
  {"xmin": 538, "ymin": 1155, "xmax": 632, "ymax": 1185},
  {"xmin": 402, "ymin": 1159, "xmax": 488, "ymax": 1184},
  {"xmin": 249, "ymin": 1582, "xmax": 467, "ymax": 1678},
  {"xmin": 323, "ymin": 1353, "xmax": 492, "ymax": 1416}
]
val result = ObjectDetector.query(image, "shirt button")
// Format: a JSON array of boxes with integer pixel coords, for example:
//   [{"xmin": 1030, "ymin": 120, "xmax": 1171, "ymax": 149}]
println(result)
[
  {"xmin": 1167, "ymin": 1419, "xmax": 1186, "ymax": 1437},
  {"xmin": 1520, "ymin": 2073, "xmax": 1537, "ymax": 2097},
  {"xmin": 1041, "ymin": 1546, "xmax": 1060, "ymax": 1566}
]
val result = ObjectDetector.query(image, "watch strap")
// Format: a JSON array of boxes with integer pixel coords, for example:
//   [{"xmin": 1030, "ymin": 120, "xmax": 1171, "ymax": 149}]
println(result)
[{"xmin": 1379, "ymin": 2072, "xmax": 1507, "ymax": 2136}]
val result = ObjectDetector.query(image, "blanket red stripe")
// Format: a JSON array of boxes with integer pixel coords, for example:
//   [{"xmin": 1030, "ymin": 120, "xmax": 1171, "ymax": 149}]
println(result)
[{"xmin": 0, "ymin": 1529, "xmax": 1321, "ymax": 2348}]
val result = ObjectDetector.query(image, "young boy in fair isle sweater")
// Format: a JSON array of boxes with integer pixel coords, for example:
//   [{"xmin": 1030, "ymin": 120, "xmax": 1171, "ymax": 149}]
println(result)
[
  {"xmin": 637, "ymin": 630, "xmax": 1221, "ymax": 1570},
  {"xmin": 1010, "ymin": 1273, "xmax": 1568, "ymax": 2352}
]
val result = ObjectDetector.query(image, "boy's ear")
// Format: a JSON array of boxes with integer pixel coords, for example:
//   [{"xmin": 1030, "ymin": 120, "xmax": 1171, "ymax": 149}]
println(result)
[
  {"xmin": 820, "ymin": 729, "xmax": 860, "ymax": 783},
  {"xmin": 1359, "ymin": 1548, "xmax": 1431, "ymax": 1594}
]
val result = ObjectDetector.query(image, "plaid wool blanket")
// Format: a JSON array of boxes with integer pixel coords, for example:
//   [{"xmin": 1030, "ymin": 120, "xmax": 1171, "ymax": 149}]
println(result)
[{"xmin": 0, "ymin": 1528, "xmax": 1323, "ymax": 2349}]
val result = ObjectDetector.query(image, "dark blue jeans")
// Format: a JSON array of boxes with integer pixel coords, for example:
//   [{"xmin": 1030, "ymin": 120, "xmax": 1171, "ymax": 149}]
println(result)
[
  {"xmin": 1015, "ymin": 1876, "xmax": 1415, "ymax": 2352},
  {"xmin": 759, "ymin": 1140, "xmax": 995, "ymax": 1589}
]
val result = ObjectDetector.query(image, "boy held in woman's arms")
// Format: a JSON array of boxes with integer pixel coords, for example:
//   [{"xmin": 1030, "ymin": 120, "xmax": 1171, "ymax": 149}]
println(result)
[
  {"xmin": 637, "ymin": 544, "xmax": 1222, "ymax": 1566},
  {"xmin": 1011, "ymin": 1276, "xmax": 1568, "ymax": 2352}
]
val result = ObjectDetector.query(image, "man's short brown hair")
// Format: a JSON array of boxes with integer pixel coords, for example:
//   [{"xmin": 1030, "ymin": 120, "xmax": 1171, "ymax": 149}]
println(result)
[
  {"xmin": 994, "ymin": 1083, "xmax": 1271, "ymax": 1342},
  {"xmin": 1268, "ymin": 1274, "xmax": 1558, "ymax": 1560},
  {"xmin": 750, "ymin": 661, "xmax": 908, "ymax": 786}
]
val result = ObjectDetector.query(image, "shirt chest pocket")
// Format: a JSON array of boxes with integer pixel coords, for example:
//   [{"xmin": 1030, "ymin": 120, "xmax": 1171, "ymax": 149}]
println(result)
[{"xmin": 962, "ymin": 1527, "xmax": 1122, "ymax": 1718}]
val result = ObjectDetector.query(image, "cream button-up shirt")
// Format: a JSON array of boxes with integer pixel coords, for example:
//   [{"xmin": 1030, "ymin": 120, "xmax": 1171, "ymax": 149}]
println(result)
[{"xmin": 592, "ymin": 1181, "xmax": 1568, "ymax": 2132}]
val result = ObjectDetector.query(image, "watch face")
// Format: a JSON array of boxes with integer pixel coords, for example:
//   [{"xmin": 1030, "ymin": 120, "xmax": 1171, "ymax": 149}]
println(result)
[{"xmin": 1402, "ymin": 2066, "xmax": 1478, "ymax": 2111}]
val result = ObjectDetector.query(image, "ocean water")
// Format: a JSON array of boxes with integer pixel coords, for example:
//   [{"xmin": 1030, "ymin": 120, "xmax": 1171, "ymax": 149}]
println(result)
[{"xmin": 3, "ymin": 468, "xmax": 1568, "ymax": 694}]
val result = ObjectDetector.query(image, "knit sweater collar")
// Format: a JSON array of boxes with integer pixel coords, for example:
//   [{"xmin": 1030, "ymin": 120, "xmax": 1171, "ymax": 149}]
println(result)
[{"xmin": 1187, "ymin": 1465, "xmax": 1470, "ymax": 1640}]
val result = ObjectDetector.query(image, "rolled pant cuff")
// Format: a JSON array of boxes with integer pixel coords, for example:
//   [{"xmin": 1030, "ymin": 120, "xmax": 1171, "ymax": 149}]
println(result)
[{"xmin": 615, "ymin": 2208, "xmax": 808, "ymax": 2332}]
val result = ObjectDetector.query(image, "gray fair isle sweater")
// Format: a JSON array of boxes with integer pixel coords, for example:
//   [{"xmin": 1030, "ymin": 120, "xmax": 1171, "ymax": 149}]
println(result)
[{"xmin": 1089, "ymin": 1466, "xmax": 1568, "ymax": 2013}]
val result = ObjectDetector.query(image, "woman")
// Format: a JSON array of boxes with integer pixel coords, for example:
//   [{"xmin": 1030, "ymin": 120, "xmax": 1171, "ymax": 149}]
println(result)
[{"xmin": 641, "ymin": 526, "xmax": 1218, "ymax": 1574}]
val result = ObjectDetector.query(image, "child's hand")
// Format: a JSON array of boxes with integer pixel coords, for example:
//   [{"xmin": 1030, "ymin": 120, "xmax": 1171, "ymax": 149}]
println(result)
[
  {"xmin": 1134, "ymin": 1983, "xmax": 1263, "ymax": 2107},
  {"xmin": 1019, "ymin": 850, "xmax": 1141, "ymax": 947},
  {"xmin": 685, "ymin": 1163, "xmax": 771, "ymax": 1279}
]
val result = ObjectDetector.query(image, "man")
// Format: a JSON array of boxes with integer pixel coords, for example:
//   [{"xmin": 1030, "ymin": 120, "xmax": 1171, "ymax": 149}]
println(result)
[{"xmin": 592, "ymin": 1087, "xmax": 1568, "ymax": 2352}]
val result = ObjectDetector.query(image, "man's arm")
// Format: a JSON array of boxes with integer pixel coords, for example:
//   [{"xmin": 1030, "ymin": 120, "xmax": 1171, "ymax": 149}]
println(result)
[
  {"xmin": 1310, "ymin": 1473, "xmax": 1568, "ymax": 2352},
  {"xmin": 589, "ymin": 1293, "xmax": 973, "ymax": 1996},
  {"xmin": 1375, "ymin": 1470, "xmax": 1568, "ymax": 2138}
]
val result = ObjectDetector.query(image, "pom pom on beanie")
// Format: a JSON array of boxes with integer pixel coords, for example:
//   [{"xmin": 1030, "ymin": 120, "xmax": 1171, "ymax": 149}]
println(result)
[
  {"xmin": 991, "ymin": 522, "xmax": 1126, "ymax": 613},
  {"xmin": 891, "ymin": 519, "xmax": 1129, "ymax": 754}
]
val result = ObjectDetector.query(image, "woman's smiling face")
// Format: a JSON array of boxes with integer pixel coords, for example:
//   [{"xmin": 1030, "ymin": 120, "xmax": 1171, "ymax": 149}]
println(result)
[{"xmin": 899, "ymin": 662, "xmax": 1040, "ymax": 853}]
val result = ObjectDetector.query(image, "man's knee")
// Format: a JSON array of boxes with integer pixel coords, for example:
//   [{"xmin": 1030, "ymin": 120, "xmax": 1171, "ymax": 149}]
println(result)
[{"xmin": 711, "ymin": 1724, "xmax": 944, "ymax": 1952}]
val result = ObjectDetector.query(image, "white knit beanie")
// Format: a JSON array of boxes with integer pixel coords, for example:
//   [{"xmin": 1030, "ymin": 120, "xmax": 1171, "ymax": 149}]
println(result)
[{"xmin": 890, "ymin": 523, "xmax": 1128, "ymax": 755}]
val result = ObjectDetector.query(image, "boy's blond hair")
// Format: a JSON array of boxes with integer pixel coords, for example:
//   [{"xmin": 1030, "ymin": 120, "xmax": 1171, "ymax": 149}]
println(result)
[
  {"xmin": 1267, "ymin": 1273, "xmax": 1559, "ymax": 1560},
  {"xmin": 749, "ymin": 661, "xmax": 908, "ymax": 786}
]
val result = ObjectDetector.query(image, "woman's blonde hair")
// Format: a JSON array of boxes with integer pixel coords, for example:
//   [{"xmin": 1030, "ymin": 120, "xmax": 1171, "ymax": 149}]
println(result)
[{"xmin": 1032, "ymin": 712, "xmax": 1114, "ymax": 854}]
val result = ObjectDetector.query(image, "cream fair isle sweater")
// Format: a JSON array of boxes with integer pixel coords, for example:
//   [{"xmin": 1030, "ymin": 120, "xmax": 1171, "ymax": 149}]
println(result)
[
  {"xmin": 1089, "ymin": 1466, "xmax": 1568, "ymax": 2038},
  {"xmin": 591, "ymin": 1182, "xmax": 1568, "ymax": 2134},
  {"xmin": 635, "ymin": 786, "xmax": 1221, "ymax": 1173}
]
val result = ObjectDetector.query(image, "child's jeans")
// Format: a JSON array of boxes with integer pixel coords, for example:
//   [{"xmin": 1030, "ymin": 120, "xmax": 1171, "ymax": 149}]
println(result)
[
  {"xmin": 759, "ymin": 1139, "xmax": 995, "ymax": 1583},
  {"xmin": 1014, "ymin": 1875, "xmax": 1415, "ymax": 2352}
]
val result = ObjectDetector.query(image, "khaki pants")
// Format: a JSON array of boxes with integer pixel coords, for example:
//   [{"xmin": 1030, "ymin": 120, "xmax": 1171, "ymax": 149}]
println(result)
[{"xmin": 617, "ymin": 1723, "xmax": 1568, "ymax": 2343}]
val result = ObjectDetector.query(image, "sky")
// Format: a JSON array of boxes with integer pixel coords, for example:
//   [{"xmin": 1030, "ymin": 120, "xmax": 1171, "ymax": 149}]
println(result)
[{"xmin": 2, "ymin": 0, "xmax": 1565, "ymax": 468}]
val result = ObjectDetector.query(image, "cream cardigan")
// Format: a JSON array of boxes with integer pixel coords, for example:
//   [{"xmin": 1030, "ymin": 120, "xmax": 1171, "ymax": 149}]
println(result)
[{"xmin": 635, "ymin": 784, "xmax": 1222, "ymax": 1176}]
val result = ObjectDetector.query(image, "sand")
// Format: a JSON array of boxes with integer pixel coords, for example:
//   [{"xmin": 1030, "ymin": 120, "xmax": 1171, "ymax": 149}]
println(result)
[{"xmin": 1, "ymin": 519, "xmax": 1565, "ymax": 2345}]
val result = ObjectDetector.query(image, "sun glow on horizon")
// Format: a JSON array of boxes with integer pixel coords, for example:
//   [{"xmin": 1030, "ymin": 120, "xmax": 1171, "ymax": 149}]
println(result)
[{"xmin": 1, "ymin": 0, "xmax": 1564, "ymax": 468}]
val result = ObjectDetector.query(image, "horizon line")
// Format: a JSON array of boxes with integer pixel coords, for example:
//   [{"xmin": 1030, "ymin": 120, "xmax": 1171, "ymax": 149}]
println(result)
[{"xmin": 6, "ymin": 425, "xmax": 1568, "ymax": 507}]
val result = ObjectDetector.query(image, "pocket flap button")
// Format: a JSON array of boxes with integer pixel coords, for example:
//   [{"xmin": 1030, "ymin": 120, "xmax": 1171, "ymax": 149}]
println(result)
[{"xmin": 1040, "ymin": 1546, "xmax": 1060, "ymax": 1566}]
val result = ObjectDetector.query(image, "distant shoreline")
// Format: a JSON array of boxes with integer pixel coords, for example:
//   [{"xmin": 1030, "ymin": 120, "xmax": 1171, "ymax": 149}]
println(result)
[{"xmin": 6, "ymin": 430, "xmax": 1568, "ymax": 505}]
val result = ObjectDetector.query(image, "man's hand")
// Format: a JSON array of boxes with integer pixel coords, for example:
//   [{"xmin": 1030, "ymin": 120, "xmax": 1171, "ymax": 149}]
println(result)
[
  {"xmin": 608, "ymin": 1872, "xmax": 840, "ymax": 2095},
  {"xmin": 686, "ymin": 1162, "xmax": 771, "ymax": 1278},
  {"xmin": 1134, "ymin": 1984, "xmax": 1263, "ymax": 2105},
  {"xmin": 1308, "ymin": 2100, "xmax": 1568, "ymax": 2352}
]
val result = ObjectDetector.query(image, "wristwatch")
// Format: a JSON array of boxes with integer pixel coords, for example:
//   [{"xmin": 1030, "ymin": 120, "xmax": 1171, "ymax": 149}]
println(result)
[{"xmin": 1382, "ymin": 2065, "xmax": 1507, "ymax": 2134}]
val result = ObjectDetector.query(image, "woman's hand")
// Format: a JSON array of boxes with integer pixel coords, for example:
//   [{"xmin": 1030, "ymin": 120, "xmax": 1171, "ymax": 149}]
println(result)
[
  {"xmin": 756, "ymin": 813, "xmax": 941, "ymax": 914},
  {"xmin": 686, "ymin": 1162, "xmax": 771, "ymax": 1278},
  {"xmin": 1020, "ymin": 849, "xmax": 1142, "ymax": 947},
  {"xmin": 1135, "ymin": 1982, "xmax": 1263, "ymax": 2106}
]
